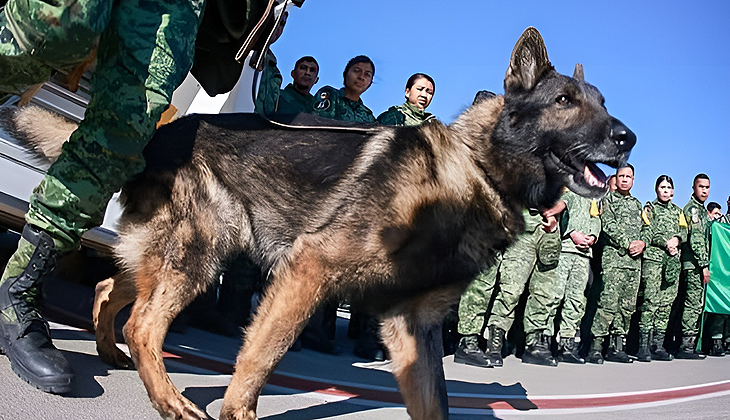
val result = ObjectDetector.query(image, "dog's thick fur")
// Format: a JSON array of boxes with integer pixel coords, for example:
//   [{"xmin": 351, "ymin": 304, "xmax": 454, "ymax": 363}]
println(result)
[{"xmin": 2, "ymin": 28, "xmax": 634, "ymax": 420}]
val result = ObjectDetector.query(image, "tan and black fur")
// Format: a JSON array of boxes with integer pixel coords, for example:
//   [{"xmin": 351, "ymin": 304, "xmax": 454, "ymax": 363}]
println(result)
[{"xmin": 1, "ymin": 28, "xmax": 634, "ymax": 420}]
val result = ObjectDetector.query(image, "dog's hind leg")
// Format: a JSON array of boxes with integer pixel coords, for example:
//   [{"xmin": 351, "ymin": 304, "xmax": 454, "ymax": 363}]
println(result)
[
  {"xmin": 123, "ymin": 257, "xmax": 212, "ymax": 420},
  {"xmin": 380, "ymin": 286, "xmax": 463, "ymax": 420},
  {"xmin": 93, "ymin": 274, "xmax": 136, "ymax": 369},
  {"xmin": 219, "ymin": 243, "xmax": 333, "ymax": 420}
]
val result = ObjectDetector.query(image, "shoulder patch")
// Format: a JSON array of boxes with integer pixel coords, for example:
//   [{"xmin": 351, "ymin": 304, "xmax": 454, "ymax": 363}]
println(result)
[
  {"xmin": 589, "ymin": 200, "xmax": 600, "ymax": 217},
  {"xmin": 678, "ymin": 212, "xmax": 688, "ymax": 228},
  {"xmin": 642, "ymin": 204, "xmax": 652, "ymax": 225},
  {"xmin": 315, "ymin": 91, "xmax": 331, "ymax": 110},
  {"xmin": 691, "ymin": 207, "xmax": 700, "ymax": 224}
]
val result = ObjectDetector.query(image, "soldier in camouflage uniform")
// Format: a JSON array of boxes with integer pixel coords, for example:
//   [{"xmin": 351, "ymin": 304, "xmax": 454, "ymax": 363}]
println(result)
[
  {"xmin": 485, "ymin": 207, "xmax": 562, "ymax": 367},
  {"xmin": 547, "ymin": 188, "xmax": 601, "ymax": 364},
  {"xmin": 636, "ymin": 175, "xmax": 687, "ymax": 362},
  {"xmin": 676, "ymin": 174, "xmax": 712, "ymax": 359},
  {"xmin": 454, "ymin": 255, "xmax": 501, "ymax": 367},
  {"xmin": 276, "ymin": 56, "xmax": 319, "ymax": 114},
  {"xmin": 0, "ymin": 0, "xmax": 279, "ymax": 394},
  {"xmin": 312, "ymin": 55, "xmax": 376, "ymax": 123},
  {"xmin": 377, "ymin": 73, "xmax": 436, "ymax": 126},
  {"xmin": 587, "ymin": 165, "xmax": 645, "ymax": 364}
]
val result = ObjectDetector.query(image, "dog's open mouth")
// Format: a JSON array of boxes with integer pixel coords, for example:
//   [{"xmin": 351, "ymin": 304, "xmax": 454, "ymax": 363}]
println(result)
[{"xmin": 547, "ymin": 151, "xmax": 619, "ymax": 198}]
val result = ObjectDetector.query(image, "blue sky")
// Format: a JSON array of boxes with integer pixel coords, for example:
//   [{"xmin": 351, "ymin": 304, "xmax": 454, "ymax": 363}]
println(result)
[{"xmin": 272, "ymin": 0, "xmax": 729, "ymax": 207}]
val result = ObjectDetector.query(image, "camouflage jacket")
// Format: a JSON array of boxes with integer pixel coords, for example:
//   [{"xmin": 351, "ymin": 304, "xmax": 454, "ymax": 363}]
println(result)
[
  {"xmin": 312, "ymin": 86, "xmax": 376, "ymax": 123},
  {"xmin": 640, "ymin": 199, "xmax": 687, "ymax": 263},
  {"xmin": 559, "ymin": 189, "xmax": 601, "ymax": 257},
  {"xmin": 599, "ymin": 190, "xmax": 644, "ymax": 269},
  {"xmin": 524, "ymin": 208, "xmax": 545, "ymax": 233},
  {"xmin": 277, "ymin": 83, "xmax": 315, "ymax": 114},
  {"xmin": 253, "ymin": 50, "xmax": 282, "ymax": 115},
  {"xmin": 680, "ymin": 195, "xmax": 710, "ymax": 269},
  {"xmin": 376, "ymin": 101, "xmax": 435, "ymax": 126}
]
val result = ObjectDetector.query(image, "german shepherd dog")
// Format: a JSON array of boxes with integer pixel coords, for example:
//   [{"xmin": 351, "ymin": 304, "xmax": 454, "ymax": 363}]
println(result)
[{"xmin": 2, "ymin": 28, "xmax": 634, "ymax": 419}]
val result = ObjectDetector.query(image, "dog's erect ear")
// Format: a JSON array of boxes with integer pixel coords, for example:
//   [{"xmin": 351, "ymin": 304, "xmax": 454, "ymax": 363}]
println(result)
[
  {"xmin": 573, "ymin": 63, "xmax": 584, "ymax": 82},
  {"xmin": 505, "ymin": 27, "xmax": 552, "ymax": 92}
]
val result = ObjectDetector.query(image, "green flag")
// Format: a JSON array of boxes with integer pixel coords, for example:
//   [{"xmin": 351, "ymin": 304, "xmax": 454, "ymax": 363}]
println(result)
[{"xmin": 705, "ymin": 222, "xmax": 730, "ymax": 315}]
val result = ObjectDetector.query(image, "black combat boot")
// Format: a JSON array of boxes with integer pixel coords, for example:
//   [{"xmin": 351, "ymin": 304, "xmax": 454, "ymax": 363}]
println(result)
[
  {"xmin": 675, "ymin": 335, "xmax": 705, "ymax": 360},
  {"xmin": 605, "ymin": 335, "xmax": 632, "ymax": 363},
  {"xmin": 522, "ymin": 332, "xmax": 558, "ymax": 366},
  {"xmin": 709, "ymin": 338, "xmax": 726, "ymax": 357},
  {"xmin": 0, "ymin": 225, "xmax": 73, "ymax": 393},
  {"xmin": 585, "ymin": 335, "xmax": 605, "ymax": 364},
  {"xmin": 636, "ymin": 330, "xmax": 652, "ymax": 362},
  {"xmin": 353, "ymin": 316, "xmax": 385, "ymax": 361},
  {"xmin": 454, "ymin": 335, "xmax": 491, "ymax": 368},
  {"xmin": 557, "ymin": 336, "xmax": 585, "ymax": 364},
  {"xmin": 485, "ymin": 325, "xmax": 505, "ymax": 368},
  {"xmin": 650, "ymin": 331, "xmax": 673, "ymax": 361}
]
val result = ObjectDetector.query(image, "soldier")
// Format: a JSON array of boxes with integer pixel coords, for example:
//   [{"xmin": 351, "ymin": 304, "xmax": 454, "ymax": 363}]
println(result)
[
  {"xmin": 277, "ymin": 56, "xmax": 320, "ymax": 114},
  {"xmin": 707, "ymin": 202, "xmax": 723, "ymax": 221},
  {"xmin": 676, "ymin": 173, "xmax": 711, "ymax": 359},
  {"xmin": 0, "ymin": 0, "xmax": 289, "ymax": 394},
  {"xmin": 377, "ymin": 73, "xmax": 437, "ymax": 126},
  {"xmin": 312, "ymin": 55, "xmax": 376, "ymax": 123},
  {"xmin": 635, "ymin": 175, "xmax": 687, "ymax": 362},
  {"xmin": 587, "ymin": 164, "xmax": 645, "ymax": 364},
  {"xmin": 485, "ymin": 207, "xmax": 563, "ymax": 367},
  {"xmin": 547, "ymin": 188, "xmax": 601, "ymax": 364}
]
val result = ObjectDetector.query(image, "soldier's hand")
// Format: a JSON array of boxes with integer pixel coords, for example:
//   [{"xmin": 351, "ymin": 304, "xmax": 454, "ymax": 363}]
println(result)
[
  {"xmin": 542, "ymin": 215, "xmax": 558, "ymax": 233},
  {"xmin": 666, "ymin": 236, "xmax": 680, "ymax": 256},
  {"xmin": 570, "ymin": 231, "xmax": 590, "ymax": 249},
  {"xmin": 628, "ymin": 240, "xmax": 646, "ymax": 257},
  {"xmin": 542, "ymin": 200, "xmax": 566, "ymax": 219},
  {"xmin": 702, "ymin": 267, "xmax": 711, "ymax": 284}
]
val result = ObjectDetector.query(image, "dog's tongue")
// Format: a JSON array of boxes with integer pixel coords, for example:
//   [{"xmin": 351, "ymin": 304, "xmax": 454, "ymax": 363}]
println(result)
[{"xmin": 584, "ymin": 163, "xmax": 607, "ymax": 188}]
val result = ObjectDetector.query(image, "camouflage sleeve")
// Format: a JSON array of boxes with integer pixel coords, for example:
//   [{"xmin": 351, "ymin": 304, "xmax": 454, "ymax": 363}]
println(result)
[
  {"xmin": 640, "ymin": 202, "xmax": 653, "ymax": 246},
  {"xmin": 253, "ymin": 51, "xmax": 282, "ymax": 115},
  {"xmin": 686, "ymin": 207, "xmax": 710, "ymax": 267},
  {"xmin": 587, "ymin": 200, "xmax": 601, "ymax": 238},
  {"xmin": 312, "ymin": 86, "xmax": 338, "ymax": 119},
  {"xmin": 377, "ymin": 106, "xmax": 405, "ymax": 126},
  {"xmin": 600, "ymin": 197, "xmax": 631, "ymax": 253}
]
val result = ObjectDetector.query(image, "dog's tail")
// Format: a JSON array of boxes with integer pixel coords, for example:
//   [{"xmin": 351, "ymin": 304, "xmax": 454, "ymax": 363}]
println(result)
[{"xmin": 0, "ymin": 105, "xmax": 77, "ymax": 163}]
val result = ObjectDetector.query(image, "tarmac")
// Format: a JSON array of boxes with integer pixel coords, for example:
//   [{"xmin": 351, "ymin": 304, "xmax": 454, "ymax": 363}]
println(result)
[{"xmin": 0, "ymin": 245, "xmax": 729, "ymax": 419}]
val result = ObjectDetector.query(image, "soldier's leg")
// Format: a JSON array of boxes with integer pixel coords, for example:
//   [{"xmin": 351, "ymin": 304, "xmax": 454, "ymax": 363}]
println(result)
[
  {"xmin": 455, "ymin": 258, "xmax": 501, "ymax": 367},
  {"xmin": 587, "ymin": 265, "xmax": 620, "ymax": 363},
  {"xmin": 521, "ymin": 234, "xmax": 560, "ymax": 367},
  {"xmin": 637, "ymin": 260, "xmax": 661, "ymax": 361},
  {"xmin": 488, "ymin": 232, "xmax": 537, "ymax": 333},
  {"xmin": 556, "ymin": 253, "xmax": 590, "ymax": 363},
  {"xmin": 652, "ymin": 256, "xmax": 680, "ymax": 360},
  {"xmin": 0, "ymin": 0, "xmax": 205, "ymax": 393},
  {"xmin": 676, "ymin": 267, "xmax": 705, "ymax": 359}
]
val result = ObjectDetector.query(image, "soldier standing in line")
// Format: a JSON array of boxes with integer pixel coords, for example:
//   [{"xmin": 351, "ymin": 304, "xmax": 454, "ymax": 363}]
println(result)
[
  {"xmin": 635, "ymin": 175, "xmax": 687, "ymax": 362},
  {"xmin": 484, "ymin": 206, "xmax": 563, "ymax": 367},
  {"xmin": 676, "ymin": 174, "xmax": 711, "ymax": 359},
  {"xmin": 547, "ymin": 188, "xmax": 601, "ymax": 364},
  {"xmin": 586, "ymin": 164, "xmax": 645, "ymax": 364}
]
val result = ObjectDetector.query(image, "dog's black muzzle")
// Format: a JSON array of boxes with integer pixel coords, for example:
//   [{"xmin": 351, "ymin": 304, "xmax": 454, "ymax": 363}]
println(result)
[{"xmin": 610, "ymin": 118, "xmax": 636, "ymax": 154}]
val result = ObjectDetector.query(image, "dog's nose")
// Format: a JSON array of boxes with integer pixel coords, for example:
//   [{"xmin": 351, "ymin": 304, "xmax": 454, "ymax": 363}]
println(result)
[{"xmin": 610, "ymin": 118, "xmax": 636, "ymax": 153}]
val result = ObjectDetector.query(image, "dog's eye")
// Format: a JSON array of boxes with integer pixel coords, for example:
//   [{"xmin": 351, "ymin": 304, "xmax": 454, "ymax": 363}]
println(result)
[{"xmin": 556, "ymin": 95, "xmax": 571, "ymax": 105}]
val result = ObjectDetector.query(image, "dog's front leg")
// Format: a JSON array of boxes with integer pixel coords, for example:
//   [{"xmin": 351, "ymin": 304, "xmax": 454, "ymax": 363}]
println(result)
[
  {"xmin": 380, "ymin": 314, "xmax": 449, "ymax": 420},
  {"xmin": 93, "ymin": 275, "xmax": 136, "ymax": 368},
  {"xmin": 219, "ymin": 246, "xmax": 332, "ymax": 420}
]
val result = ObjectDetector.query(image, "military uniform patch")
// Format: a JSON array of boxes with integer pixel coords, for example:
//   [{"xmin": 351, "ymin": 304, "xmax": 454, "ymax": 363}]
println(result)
[
  {"xmin": 691, "ymin": 207, "xmax": 700, "ymax": 224},
  {"xmin": 315, "ymin": 91, "xmax": 331, "ymax": 110},
  {"xmin": 642, "ymin": 203, "xmax": 653, "ymax": 225}
]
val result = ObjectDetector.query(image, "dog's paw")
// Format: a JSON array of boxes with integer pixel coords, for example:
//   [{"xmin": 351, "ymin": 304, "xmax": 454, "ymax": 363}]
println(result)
[
  {"xmin": 156, "ymin": 397, "xmax": 211, "ymax": 420},
  {"xmin": 97, "ymin": 345, "xmax": 135, "ymax": 370},
  {"xmin": 219, "ymin": 407, "xmax": 257, "ymax": 420}
]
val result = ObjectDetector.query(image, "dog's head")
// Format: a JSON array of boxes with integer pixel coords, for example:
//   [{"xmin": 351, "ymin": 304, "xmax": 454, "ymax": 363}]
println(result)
[{"xmin": 495, "ymin": 27, "xmax": 635, "ymax": 206}]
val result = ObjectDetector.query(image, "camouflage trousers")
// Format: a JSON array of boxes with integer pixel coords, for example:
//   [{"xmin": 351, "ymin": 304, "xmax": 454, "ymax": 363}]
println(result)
[
  {"xmin": 638, "ymin": 256, "xmax": 680, "ymax": 334},
  {"xmin": 546, "ymin": 252, "xmax": 590, "ymax": 338},
  {"xmin": 680, "ymin": 267, "xmax": 705, "ymax": 336},
  {"xmin": 457, "ymin": 255, "xmax": 501, "ymax": 336},
  {"xmin": 488, "ymin": 228, "xmax": 561, "ymax": 335},
  {"xmin": 590, "ymin": 265, "xmax": 640, "ymax": 337},
  {"xmin": 0, "ymin": 0, "xmax": 205, "ymax": 250}
]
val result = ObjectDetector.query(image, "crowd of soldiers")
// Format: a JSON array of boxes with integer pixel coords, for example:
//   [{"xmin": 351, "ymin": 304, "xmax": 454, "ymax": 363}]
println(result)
[{"xmin": 454, "ymin": 168, "xmax": 730, "ymax": 368}]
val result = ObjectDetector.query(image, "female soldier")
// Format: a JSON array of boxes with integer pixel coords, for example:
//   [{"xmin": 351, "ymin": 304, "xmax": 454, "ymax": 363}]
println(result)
[
  {"xmin": 377, "ymin": 73, "xmax": 436, "ymax": 126},
  {"xmin": 637, "ymin": 175, "xmax": 687, "ymax": 361},
  {"xmin": 312, "ymin": 55, "xmax": 376, "ymax": 123}
]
